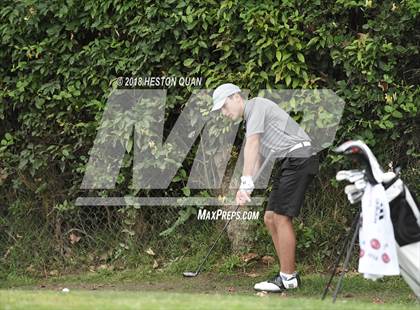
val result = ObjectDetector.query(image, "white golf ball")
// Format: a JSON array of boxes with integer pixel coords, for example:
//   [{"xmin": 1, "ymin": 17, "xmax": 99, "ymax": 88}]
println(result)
[{"xmin": 62, "ymin": 288, "xmax": 70, "ymax": 293}]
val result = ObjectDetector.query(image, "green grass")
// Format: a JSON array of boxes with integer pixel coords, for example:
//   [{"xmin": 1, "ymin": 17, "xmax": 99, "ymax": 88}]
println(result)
[
  {"xmin": 0, "ymin": 290, "xmax": 418, "ymax": 310},
  {"xmin": 0, "ymin": 268, "xmax": 418, "ymax": 309}
]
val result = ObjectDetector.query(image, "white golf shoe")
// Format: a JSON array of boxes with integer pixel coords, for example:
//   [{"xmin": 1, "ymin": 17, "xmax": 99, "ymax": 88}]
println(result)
[{"xmin": 254, "ymin": 273, "xmax": 301, "ymax": 292}]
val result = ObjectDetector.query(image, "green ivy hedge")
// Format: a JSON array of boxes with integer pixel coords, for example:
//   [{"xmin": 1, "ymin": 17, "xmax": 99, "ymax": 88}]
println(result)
[{"xmin": 0, "ymin": 0, "xmax": 419, "ymax": 272}]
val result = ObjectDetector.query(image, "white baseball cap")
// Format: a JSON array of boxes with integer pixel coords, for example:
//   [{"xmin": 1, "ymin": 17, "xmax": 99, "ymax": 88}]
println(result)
[{"xmin": 211, "ymin": 83, "xmax": 241, "ymax": 112}]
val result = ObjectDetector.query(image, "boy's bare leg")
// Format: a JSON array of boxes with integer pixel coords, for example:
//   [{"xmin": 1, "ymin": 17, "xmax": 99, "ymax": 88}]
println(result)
[{"xmin": 264, "ymin": 211, "xmax": 296, "ymax": 273}]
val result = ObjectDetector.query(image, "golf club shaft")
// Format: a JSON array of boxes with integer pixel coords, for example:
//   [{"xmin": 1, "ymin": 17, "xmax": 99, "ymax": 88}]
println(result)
[
  {"xmin": 191, "ymin": 150, "xmax": 276, "ymax": 276},
  {"xmin": 193, "ymin": 204, "xmax": 241, "ymax": 274}
]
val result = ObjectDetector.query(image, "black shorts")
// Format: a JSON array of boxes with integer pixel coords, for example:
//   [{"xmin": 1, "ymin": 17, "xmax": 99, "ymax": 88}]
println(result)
[{"xmin": 266, "ymin": 147, "xmax": 319, "ymax": 217}]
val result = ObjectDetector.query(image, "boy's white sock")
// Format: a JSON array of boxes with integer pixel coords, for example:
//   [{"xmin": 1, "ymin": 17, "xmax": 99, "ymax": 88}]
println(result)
[{"xmin": 279, "ymin": 271, "xmax": 298, "ymax": 289}]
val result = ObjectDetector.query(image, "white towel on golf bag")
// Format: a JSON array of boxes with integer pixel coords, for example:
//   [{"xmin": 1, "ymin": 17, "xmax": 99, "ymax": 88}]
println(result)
[{"xmin": 358, "ymin": 183, "xmax": 400, "ymax": 280}]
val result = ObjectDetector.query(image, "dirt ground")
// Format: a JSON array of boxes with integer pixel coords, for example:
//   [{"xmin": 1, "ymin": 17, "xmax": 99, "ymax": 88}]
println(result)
[{"xmin": 32, "ymin": 272, "xmax": 265, "ymax": 295}]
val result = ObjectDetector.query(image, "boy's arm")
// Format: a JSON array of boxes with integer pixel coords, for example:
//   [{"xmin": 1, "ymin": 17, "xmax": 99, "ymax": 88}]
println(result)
[
  {"xmin": 236, "ymin": 134, "xmax": 260, "ymax": 204},
  {"xmin": 242, "ymin": 134, "xmax": 261, "ymax": 177}
]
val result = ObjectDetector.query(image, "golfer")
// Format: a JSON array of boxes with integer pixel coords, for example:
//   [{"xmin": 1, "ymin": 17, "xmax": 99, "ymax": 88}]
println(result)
[{"xmin": 211, "ymin": 83, "xmax": 319, "ymax": 292}]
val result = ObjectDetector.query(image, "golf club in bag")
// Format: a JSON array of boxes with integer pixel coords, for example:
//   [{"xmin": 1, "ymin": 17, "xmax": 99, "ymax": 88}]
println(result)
[
  {"xmin": 322, "ymin": 140, "xmax": 420, "ymax": 301},
  {"xmin": 183, "ymin": 150, "xmax": 276, "ymax": 278}
]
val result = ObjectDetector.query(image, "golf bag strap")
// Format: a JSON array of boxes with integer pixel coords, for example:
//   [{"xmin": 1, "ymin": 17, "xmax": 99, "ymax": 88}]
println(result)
[
  {"xmin": 404, "ymin": 186, "xmax": 420, "ymax": 228},
  {"xmin": 385, "ymin": 178, "xmax": 403, "ymax": 202}
]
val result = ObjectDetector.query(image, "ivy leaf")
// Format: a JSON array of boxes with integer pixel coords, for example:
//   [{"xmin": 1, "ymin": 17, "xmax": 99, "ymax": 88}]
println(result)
[
  {"xmin": 126, "ymin": 139, "xmax": 133, "ymax": 153},
  {"xmin": 384, "ymin": 105, "xmax": 394, "ymax": 113},
  {"xmin": 384, "ymin": 120, "xmax": 394, "ymax": 128},
  {"xmin": 391, "ymin": 110, "xmax": 403, "ymax": 118},
  {"xmin": 172, "ymin": 176, "xmax": 182, "ymax": 182},
  {"xmin": 182, "ymin": 186, "xmax": 190, "ymax": 197},
  {"xmin": 297, "ymin": 53, "xmax": 305, "ymax": 63},
  {"xmin": 183, "ymin": 58, "xmax": 194, "ymax": 67}
]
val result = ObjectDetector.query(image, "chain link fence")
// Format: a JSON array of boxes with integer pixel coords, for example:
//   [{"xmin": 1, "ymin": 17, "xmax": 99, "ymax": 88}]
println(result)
[
  {"xmin": 1, "ymin": 163, "xmax": 417, "ymax": 278},
  {"xmin": 0, "ymin": 200, "xmax": 223, "ymax": 277}
]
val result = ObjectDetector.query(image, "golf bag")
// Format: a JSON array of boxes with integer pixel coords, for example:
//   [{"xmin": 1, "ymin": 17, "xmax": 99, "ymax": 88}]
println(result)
[{"xmin": 335, "ymin": 140, "xmax": 420, "ymax": 298}]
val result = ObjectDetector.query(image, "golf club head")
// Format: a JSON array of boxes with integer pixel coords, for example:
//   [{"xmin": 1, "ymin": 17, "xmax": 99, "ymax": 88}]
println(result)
[
  {"xmin": 344, "ymin": 184, "xmax": 364, "ymax": 204},
  {"xmin": 336, "ymin": 169, "xmax": 365, "ymax": 183},
  {"xmin": 183, "ymin": 271, "xmax": 198, "ymax": 277},
  {"xmin": 335, "ymin": 140, "xmax": 384, "ymax": 184}
]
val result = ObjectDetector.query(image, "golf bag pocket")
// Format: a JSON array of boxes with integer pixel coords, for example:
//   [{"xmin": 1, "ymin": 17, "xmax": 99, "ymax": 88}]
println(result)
[
  {"xmin": 390, "ymin": 190, "xmax": 420, "ymax": 246},
  {"xmin": 392, "ymin": 187, "xmax": 420, "ymax": 298}
]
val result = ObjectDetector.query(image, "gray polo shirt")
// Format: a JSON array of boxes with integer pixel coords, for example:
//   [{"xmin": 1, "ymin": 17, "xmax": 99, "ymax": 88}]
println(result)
[{"xmin": 244, "ymin": 97, "xmax": 311, "ymax": 158}]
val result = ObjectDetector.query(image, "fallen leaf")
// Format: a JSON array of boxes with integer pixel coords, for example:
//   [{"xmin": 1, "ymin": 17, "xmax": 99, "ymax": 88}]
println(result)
[
  {"xmin": 97, "ymin": 264, "xmax": 108, "ymax": 271},
  {"xmin": 152, "ymin": 260, "xmax": 159, "ymax": 269},
  {"xmin": 245, "ymin": 272, "xmax": 259, "ymax": 278},
  {"xmin": 3, "ymin": 248, "xmax": 10, "ymax": 259},
  {"xmin": 91, "ymin": 284, "xmax": 103, "ymax": 290},
  {"xmin": 0, "ymin": 168, "xmax": 8, "ymax": 183},
  {"xmin": 99, "ymin": 252, "xmax": 108, "ymax": 261},
  {"xmin": 378, "ymin": 80, "xmax": 388, "ymax": 92},
  {"xmin": 69, "ymin": 233, "xmax": 81, "ymax": 244},
  {"xmin": 256, "ymin": 291, "xmax": 268, "ymax": 297},
  {"xmin": 49, "ymin": 270, "xmax": 58, "ymax": 276},
  {"xmin": 334, "ymin": 266, "xmax": 357, "ymax": 275},
  {"xmin": 357, "ymin": 33, "xmax": 368, "ymax": 42},
  {"xmin": 372, "ymin": 297, "xmax": 384, "ymax": 304},
  {"xmin": 146, "ymin": 248, "xmax": 156, "ymax": 256},
  {"xmin": 261, "ymin": 255, "xmax": 275, "ymax": 265},
  {"xmin": 26, "ymin": 265, "xmax": 35, "ymax": 273},
  {"xmin": 241, "ymin": 252, "xmax": 259, "ymax": 263},
  {"xmin": 64, "ymin": 247, "xmax": 73, "ymax": 257}
]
